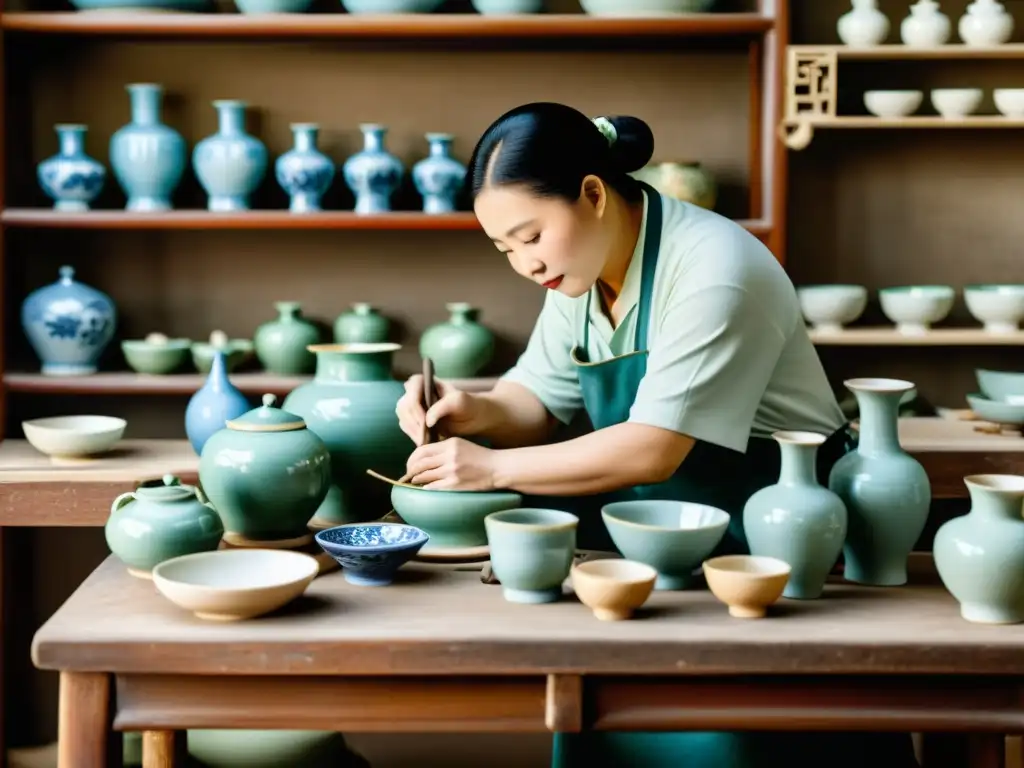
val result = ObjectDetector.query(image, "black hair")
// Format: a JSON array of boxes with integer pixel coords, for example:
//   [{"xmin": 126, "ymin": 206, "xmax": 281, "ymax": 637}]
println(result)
[{"xmin": 468, "ymin": 102, "xmax": 655, "ymax": 205}]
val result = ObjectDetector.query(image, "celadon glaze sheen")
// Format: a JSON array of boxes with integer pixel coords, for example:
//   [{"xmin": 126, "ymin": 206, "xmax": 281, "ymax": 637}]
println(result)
[
  {"xmin": 934, "ymin": 474, "xmax": 1024, "ymax": 624},
  {"xmin": 828, "ymin": 378, "xmax": 931, "ymax": 586},
  {"xmin": 283, "ymin": 343, "xmax": 409, "ymax": 525},
  {"xmin": 743, "ymin": 431, "xmax": 847, "ymax": 599}
]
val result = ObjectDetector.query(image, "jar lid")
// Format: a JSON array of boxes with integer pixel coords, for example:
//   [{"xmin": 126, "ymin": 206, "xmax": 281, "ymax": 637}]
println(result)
[{"xmin": 226, "ymin": 393, "xmax": 306, "ymax": 432}]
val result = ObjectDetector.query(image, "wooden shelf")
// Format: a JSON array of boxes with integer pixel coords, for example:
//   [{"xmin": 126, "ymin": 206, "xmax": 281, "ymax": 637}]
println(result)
[
  {"xmin": 809, "ymin": 327, "xmax": 1024, "ymax": 346},
  {"xmin": 0, "ymin": 12, "xmax": 775, "ymax": 38},
  {"xmin": 790, "ymin": 43, "xmax": 1024, "ymax": 60},
  {"xmin": 803, "ymin": 116, "xmax": 1024, "ymax": 129},
  {"xmin": 3, "ymin": 370, "xmax": 500, "ymax": 396}
]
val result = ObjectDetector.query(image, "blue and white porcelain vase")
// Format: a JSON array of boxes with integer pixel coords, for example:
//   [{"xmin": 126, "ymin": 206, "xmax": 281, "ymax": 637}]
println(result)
[
  {"xmin": 184, "ymin": 351, "xmax": 251, "ymax": 456},
  {"xmin": 193, "ymin": 100, "xmax": 268, "ymax": 212},
  {"xmin": 37, "ymin": 124, "xmax": 106, "ymax": 211},
  {"xmin": 109, "ymin": 83, "xmax": 186, "ymax": 212},
  {"xmin": 412, "ymin": 133, "xmax": 466, "ymax": 214},
  {"xmin": 21, "ymin": 265, "xmax": 116, "ymax": 376},
  {"xmin": 275, "ymin": 123, "xmax": 335, "ymax": 213},
  {"xmin": 828, "ymin": 377, "xmax": 931, "ymax": 586},
  {"xmin": 342, "ymin": 124, "xmax": 403, "ymax": 214}
]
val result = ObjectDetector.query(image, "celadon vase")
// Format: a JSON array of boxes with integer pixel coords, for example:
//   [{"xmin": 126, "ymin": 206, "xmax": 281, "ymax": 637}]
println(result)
[
  {"xmin": 199, "ymin": 394, "xmax": 331, "ymax": 544},
  {"xmin": 934, "ymin": 474, "xmax": 1024, "ymax": 624},
  {"xmin": 828, "ymin": 378, "xmax": 931, "ymax": 586},
  {"xmin": 254, "ymin": 301, "xmax": 320, "ymax": 375},
  {"xmin": 105, "ymin": 474, "xmax": 224, "ymax": 578},
  {"xmin": 418, "ymin": 302, "xmax": 495, "ymax": 378},
  {"xmin": 283, "ymin": 343, "xmax": 410, "ymax": 526},
  {"xmin": 743, "ymin": 431, "xmax": 847, "ymax": 599},
  {"xmin": 193, "ymin": 100, "xmax": 268, "ymax": 212},
  {"xmin": 333, "ymin": 302, "xmax": 390, "ymax": 344}
]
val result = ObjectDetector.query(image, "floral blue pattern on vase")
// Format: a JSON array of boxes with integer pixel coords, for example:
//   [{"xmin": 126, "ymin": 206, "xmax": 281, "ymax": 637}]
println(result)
[
  {"xmin": 21, "ymin": 265, "xmax": 116, "ymax": 376},
  {"xmin": 342, "ymin": 124, "xmax": 403, "ymax": 214},
  {"xmin": 275, "ymin": 123, "xmax": 334, "ymax": 213},
  {"xmin": 412, "ymin": 133, "xmax": 466, "ymax": 214},
  {"xmin": 193, "ymin": 100, "xmax": 268, "ymax": 212},
  {"xmin": 37, "ymin": 124, "xmax": 105, "ymax": 212},
  {"xmin": 184, "ymin": 350, "xmax": 251, "ymax": 456},
  {"xmin": 109, "ymin": 83, "xmax": 186, "ymax": 212}
]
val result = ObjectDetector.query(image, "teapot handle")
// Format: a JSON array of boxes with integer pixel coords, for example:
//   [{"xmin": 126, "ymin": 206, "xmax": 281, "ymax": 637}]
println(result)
[
  {"xmin": 109, "ymin": 491, "xmax": 136, "ymax": 517},
  {"xmin": 178, "ymin": 480, "xmax": 217, "ymax": 511}
]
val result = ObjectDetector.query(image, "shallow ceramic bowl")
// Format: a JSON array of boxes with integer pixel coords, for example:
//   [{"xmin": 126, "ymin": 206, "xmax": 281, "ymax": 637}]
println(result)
[
  {"xmin": 601, "ymin": 500, "xmax": 730, "ymax": 590},
  {"xmin": 341, "ymin": 0, "xmax": 445, "ymax": 11},
  {"xmin": 571, "ymin": 559, "xmax": 657, "ymax": 621},
  {"xmin": 976, "ymin": 368, "xmax": 1024, "ymax": 402},
  {"xmin": 964, "ymin": 285, "xmax": 1024, "ymax": 333},
  {"xmin": 879, "ymin": 285, "xmax": 955, "ymax": 334},
  {"xmin": 191, "ymin": 340, "xmax": 254, "ymax": 373},
  {"xmin": 22, "ymin": 415, "xmax": 126, "ymax": 458},
  {"xmin": 966, "ymin": 394, "xmax": 1024, "ymax": 426},
  {"xmin": 122, "ymin": 337, "xmax": 191, "ymax": 375},
  {"xmin": 864, "ymin": 90, "xmax": 923, "ymax": 118},
  {"xmin": 796, "ymin": 285, "xmax": 868, "ymax": 331},
  {"xmin": 703, "ymin": 554, "xmax": 791, "ymax": 619},
  {"xmin": 930, "ymin": 88, "xmax": 983, "ymax": 118},
  {"xmin": 152, "ymin": 549, "xmax": 318, "ymax": 621},
  {"xmin": 994, "ymin": 89, "xmax": 1024, "ymax": 117},
  {"xmin": 580, "ymin": 0, "xmax": 714, "ymax": 14},
  {"xmin": 315, "ymin": 523, "xmax": 428, "ymax": 587},
  {"xmin": 390, "ymin": 483, "xmax": 523, "ymax": 550}
]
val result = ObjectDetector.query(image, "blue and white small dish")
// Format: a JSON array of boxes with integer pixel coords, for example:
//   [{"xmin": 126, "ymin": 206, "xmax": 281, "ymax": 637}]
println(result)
[{"xmin": 315, "ymin": 523, "xmax": 428, "ymax": 587}]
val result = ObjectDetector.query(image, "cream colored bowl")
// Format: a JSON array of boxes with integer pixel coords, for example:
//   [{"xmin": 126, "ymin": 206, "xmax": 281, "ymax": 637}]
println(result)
[
  {"xmin": 994, "ymin": 89, "xmax": 1024, "ymax": 117},
  {"xmin": 22, "ymin": 415, "xmax": 126, "ymax": 458},
  {"xmin": 796, "ymin": 285, "xmax": 868, "ymax": 332},
  {"xmin": 879, "ymin": 285, "xmax": 955, "ymax": 334},
  {"xmin": 703, "ymin": 555, "xmax": 791, "ymax": 619},
  {"xmin": 864, "ymin": 90, "xmax": 923, "ymax": 118},
  {"xmin": 572, "ymin": 559, "xmax": 657, "ymax": 621},
  {"xmin": 930, "ymin": 88, "xmax": 983, "ymax": 118},
  {"xmin": 153, "ymin": 549, "xmax": 319, "ymax": 621},
  {"xmin": 964, "ymin": 284, "xmax": 1024, "ymax": 333}
]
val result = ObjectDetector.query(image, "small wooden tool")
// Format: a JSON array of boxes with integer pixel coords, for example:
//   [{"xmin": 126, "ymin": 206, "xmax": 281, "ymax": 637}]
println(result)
[{"xmin": 398, "ymin": 358, "xmax": 439, "ymax": 485}]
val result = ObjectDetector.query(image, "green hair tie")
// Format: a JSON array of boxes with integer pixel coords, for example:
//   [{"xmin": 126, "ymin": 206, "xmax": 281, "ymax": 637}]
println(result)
[{"xmin": 592, "ymin": 116, "xmax": 618, "ymax": 146}]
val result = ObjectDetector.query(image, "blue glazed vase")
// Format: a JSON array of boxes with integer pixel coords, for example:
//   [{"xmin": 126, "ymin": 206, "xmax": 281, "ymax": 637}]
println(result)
[
  {"xmin": 412, "ymin": 133, "xmax": 466, "ymax": 214},
  {"xmin": 193, "ymin": 100, "xmax": 268, "ymax": 212},
  {"xmin": 37, "ymin": 124, "xmax": 106, "ymax": 211},
  {"xmin": 275, "ymin": 123, "xmax": 335, "ymax": 213},
  {"xmin": 109, "ymin": 83, "xmax": 186, "ymax": 212},
  {"xmin": 184, "ymin": 351, "xmax": 251, "ymax": 456},
  {"xmin": 743, "ymin": 431, "xmax": 847, "ymax": 599},
  {"xmin": 828, "ymin": 377, "xmax": 931, "ymax": 586},
  {"xmin": 21, "ymin": 265, "xmax": 116, "ymax": 376},
  {"xmin": 342, "ymin": 124, "xmax": 403, "ymax": 214}
]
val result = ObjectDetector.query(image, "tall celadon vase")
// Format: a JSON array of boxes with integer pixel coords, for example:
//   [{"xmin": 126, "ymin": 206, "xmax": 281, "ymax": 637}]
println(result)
[
  {"xmin": 418, "ymin": 302, "xmax": 495, "ymax": 378},
  {"xmin": 743, "ymin": 431, "xmax": 847, "ymax": 599},
  {"xmin": 282, "ymin": 343, "xmax": 410, "ymax": 526},
  {"xmin": 275, "ymin": 123, "xmax": 335, "ymax": 213},
  {"xmin": 37, "ymin": 124, "xmax": 106, "ymax": 211},
  {"xmin": 934, "ymin": 474, "xmax": 1024, "ymax": 624},
  {"xmin": 828, "ymin": 378, "xmax": 931, "ymax": 586},
  {"xmin": 193, "ymin": 100, "xmax": 268, "ymax": 212},
  {"xmin": 109, "ymin": 83, "xmax": 186, "ymax": 211},
  {"xmin": 342, "ymin": 124, "xmax": 403, "ymax": 214}
]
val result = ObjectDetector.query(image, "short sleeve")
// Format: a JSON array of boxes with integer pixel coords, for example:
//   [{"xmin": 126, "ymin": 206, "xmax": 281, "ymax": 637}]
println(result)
[
  {"xmin": 628, "ymin": 283, "xmax": 791, "ymax": 453},
  {"xmin": 501, "ymin": 291, "xmax": 584, "ymax": 425}
]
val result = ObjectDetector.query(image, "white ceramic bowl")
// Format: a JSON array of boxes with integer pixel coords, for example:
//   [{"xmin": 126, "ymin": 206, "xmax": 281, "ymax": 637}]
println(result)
[
  {"xmin": 879, "ymin": 285, "xmax": 955, "ymax": 334},
  {"xmin": 964, "ymin": 284, "xmax": 1024, "ymax": 333},
  {"xmin": 153, "ymin": 549, "xmax": 319, "ymax": 621},
  {"xmin": 22, "ymin": 415, "xmax": 126, "ymax": 458},
  {"xmin": 796, "ymin": 285, "xmax": 868, "ymax": 332},
  {"xmin": 579, "ymin": 0, "xmax": 714, "ymax": 14},
  {"xmin": 864, "ymin": 90, "xmax": 923, "ymax": 118},
  {"xmin": 994, "ymin": 89, "xmax": 1024, "ymax": 117},
  {"xmin": 930, "ymin": 88, "xmax": 984, "ymax": 118}
]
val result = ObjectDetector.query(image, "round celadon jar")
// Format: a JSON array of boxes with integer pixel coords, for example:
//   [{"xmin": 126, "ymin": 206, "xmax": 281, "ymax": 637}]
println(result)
[{"xmin": 199, "ymin": 393, "xmax": 332, "ymax": 545}]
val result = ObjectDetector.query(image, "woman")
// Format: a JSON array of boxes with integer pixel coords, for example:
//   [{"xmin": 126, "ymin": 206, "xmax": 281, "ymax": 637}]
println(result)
[{"xmin": 396, "ymin": 103, "xmax": 915, "ymax": 768}]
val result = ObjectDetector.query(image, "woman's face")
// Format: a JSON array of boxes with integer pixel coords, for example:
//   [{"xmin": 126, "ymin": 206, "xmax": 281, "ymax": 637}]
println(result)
[{"xmin": 474, "ymin": 180, "xmax": 609, "ymax": 298}]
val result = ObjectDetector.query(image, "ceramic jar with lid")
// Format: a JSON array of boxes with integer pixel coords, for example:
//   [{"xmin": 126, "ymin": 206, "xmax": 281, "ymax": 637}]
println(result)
[
  {"xmin": 901, "ymin": 0, "xmax": 951, "ymax": 46},
  {"xmin": 959, "ymin": 0, "xmax": 1014, "ymax": 45},
  {"xmin": 105, "ymin": 474, "xmax": 224, "ymax": 578},
  {"xmin": 199, "ymin": 393, "xmax": 332, "ymax": 544},
  {"xmin": 837, "ymin": 0, "xmax": 890, "ymax": 46}
]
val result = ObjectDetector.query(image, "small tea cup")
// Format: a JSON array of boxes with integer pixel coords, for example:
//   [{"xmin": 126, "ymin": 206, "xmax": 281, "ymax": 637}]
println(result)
[
  {"xmin": 572, "ymin": 559, "xmax": 657, "ymax": 621},
  {"xmin": 484, "ymin": 508, "xmax": 578, "ymax": 604},
  {"xmin": 703, "ymin": 555, "xmax": 791, "ymax": 619}
]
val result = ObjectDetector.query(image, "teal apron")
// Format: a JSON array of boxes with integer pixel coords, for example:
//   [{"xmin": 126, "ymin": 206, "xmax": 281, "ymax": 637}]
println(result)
[{"xmin": 548, "ymin": 185, "xmax": 916, "ymax": 768}]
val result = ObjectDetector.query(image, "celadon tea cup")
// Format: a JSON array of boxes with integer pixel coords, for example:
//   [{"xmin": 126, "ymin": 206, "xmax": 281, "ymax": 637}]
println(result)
[{"xmin": 484, "ymin": 508, "xmax": 578, "ymax": 604}]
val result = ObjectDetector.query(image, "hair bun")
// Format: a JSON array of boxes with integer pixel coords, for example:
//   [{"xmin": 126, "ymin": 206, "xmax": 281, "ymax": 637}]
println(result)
[{"xmin": 604, "ymin": 116, "xmax": 655, "ymax": 174}]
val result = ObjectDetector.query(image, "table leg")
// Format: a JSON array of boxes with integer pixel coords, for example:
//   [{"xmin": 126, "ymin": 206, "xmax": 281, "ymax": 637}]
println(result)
[
  {"xmin": 142, "ymin": 731, "xmax": 187, "ymax": 768},
  {"xmin": 57, "ymin": 672, "xmax": 111, "ymax": 768},
  {"xmin": 968, "ymin": 734, "xmax": 1006, "ymax": 768}
]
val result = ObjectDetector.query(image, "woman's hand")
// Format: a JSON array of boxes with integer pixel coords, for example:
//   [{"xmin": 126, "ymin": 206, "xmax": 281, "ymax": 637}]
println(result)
[
  {"xmin": 395, "ymin": 375, "xmax": 484, "ymax": 446},
  {"xmin": 405, "ymin": 438, "xmax": 498, "ymax": 490}
]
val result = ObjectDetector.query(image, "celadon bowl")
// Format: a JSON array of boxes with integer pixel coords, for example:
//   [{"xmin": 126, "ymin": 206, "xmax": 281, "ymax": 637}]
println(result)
[
  {"xmin": 967, "ymin": 394, "xmax": 1024, "ymax": 426},
  {"xmin": 122, "ymin": 333, "xmax": 191, "ymax": 375},
  {"xmin": 796, "ymin": 284, "xmax": 868, "ymax": 332},
  {"xmin": 864, "ymin": 90, "xmax": 923, "ymax": 118},
  {"xmin": 879, "ymin": 285, "xmax": 955, "ymax": 334},
  {"xmin": 390, "ymin": 483, "xmax": 523, "ymax": 550},
  {"xmin": 191, "ymin": 330, "xmax": 254, "ymax": 373},
  {"xmin": 22, "ymin": 415, "xmax": 126, "ymax": 458},
  {"xmin": 976, "ymin": 369, "xmax": 1024, "ymax": 402},
  {"xmin": 601, "ymin": 500, "xmax": 730, "ymax": 590},
  {"xmin": 580, "ymin": 0, "xmax": 715, "ymax": 13},
  {"xmin": 964, "ymin": 285, "xmax": 1024, "ymax": 334}
]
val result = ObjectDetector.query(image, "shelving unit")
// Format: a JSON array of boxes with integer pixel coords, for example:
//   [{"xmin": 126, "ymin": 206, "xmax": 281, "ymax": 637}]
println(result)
[{"xmin": 808, "ymin": 328, "xmax": 1024, "ymax": 346}]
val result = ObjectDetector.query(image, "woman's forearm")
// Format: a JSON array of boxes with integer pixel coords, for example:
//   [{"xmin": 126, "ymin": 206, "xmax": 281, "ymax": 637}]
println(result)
[
  {"xmin": 491, "ymin": 422, "xmax": 695, "ymax": 496},
  {"xmin": 467, "ymin": 381, "xmax": 558, "ymax": 448}
]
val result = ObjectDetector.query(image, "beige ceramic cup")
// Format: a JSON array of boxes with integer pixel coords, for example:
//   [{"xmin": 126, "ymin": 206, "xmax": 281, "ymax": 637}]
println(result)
[
  {"xmin": 572, "ymin": 559, "xmax": 657, "ymax": 621},
  {"xmin": 703, "ymin": 555, "xmax": 791, "ymax": 619}
]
